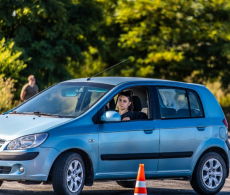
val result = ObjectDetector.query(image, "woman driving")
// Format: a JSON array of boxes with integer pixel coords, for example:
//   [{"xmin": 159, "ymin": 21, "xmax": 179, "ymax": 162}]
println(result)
[{"xmin": 117, "ymin": 90, "xmax": 133, "ymax": 121}]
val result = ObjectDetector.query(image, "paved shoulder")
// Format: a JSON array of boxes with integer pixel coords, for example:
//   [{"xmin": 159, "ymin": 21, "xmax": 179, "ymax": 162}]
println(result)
[{"xmin": 0, "ymin": 179, "xmax": 230, "ymax": 195}]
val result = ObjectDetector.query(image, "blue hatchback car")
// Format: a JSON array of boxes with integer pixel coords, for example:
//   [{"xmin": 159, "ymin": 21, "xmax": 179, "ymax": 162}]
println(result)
[{"xmin": 0, "ymin": 77, "xmax": 229, "ymax": 195}]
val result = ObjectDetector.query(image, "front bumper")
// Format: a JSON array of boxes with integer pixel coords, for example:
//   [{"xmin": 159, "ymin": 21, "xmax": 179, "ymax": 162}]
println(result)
[
  {"xmin": 0, "ymin": 152, "xmax": 39, "ymax": 161},
  {"xmin": 0, "ymin": 147, "xmax": 60, "ymax": 181}
]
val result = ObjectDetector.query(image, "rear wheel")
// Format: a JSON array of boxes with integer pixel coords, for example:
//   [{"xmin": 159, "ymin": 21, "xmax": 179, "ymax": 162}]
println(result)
[
  {"xmin": 116, "ymin": 181, "xmax": 136, "ymax": 188},
  {"xmin": 190, "ymin": 152, "xmax": 226, "ymax": 195},
  {"xmin": 52, "ymin": 152, "xmax": 85, "ymax": 195}
]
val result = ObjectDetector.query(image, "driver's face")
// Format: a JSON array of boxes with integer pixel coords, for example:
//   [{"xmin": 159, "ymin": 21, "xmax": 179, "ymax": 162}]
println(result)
[{"xmin": 117, "ymin": 95, "xmax": 131, "ymax": 111}]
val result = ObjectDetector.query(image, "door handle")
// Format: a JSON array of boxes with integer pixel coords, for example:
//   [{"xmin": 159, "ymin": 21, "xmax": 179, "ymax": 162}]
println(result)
[
  {"xmin": 197, "ymin": 126, "xmax": 206, "ymax": 131},
  {"xmin": 143, "ymin": 127, "xmax": 155, "ymax": 134},
  {"xmin": 196, "ymin": 123, "xmax": 206, "ymax": 131},
  {"xmin": 144, "ymin": 130, "xmax": 153, "ymax": 134}
]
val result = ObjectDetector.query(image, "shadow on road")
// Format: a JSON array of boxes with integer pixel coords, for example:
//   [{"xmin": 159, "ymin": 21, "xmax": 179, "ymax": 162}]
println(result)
[
  {"xmin": 82, "ymin": 188, "xmax": 196, "ymax": 194},
  {"xmin": 82, "ymin": 188, "xmax": 230, "ymax": 195},
  {"xmin": 0, "ymin": 189, "xmax": 191, "ymax": 195},
  {"xmin": 0, "ymin": 187, "xmax": 230, "ymax": 195},
  {"xmin": 0, "ymin": 188, "xmax": 196, "ymax": 195},
  {"xmin": 0, "ymin": 190, "xmax": 54, "ymax": 195}
]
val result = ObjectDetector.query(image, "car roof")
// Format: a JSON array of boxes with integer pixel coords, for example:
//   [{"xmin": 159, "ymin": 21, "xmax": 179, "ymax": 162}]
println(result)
[{"xmin": 63, "ymin": 77, "xmax": 205, "ymax": 88}]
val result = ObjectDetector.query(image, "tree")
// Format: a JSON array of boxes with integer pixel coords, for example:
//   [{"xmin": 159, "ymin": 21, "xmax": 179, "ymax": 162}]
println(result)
[
  {"xmin": 85, "ymin": 0, "xmax": 230, "ymax": 90},
  {"xmin": 0, "ymin": 0, "xmax": 104, "ymax": 89},
  {"xmin": 0, "ymin": 38, "xmax": 26, "ymax": 113},
  {"xmin": 0, "ymin": 77, "xmax": 15, "ymax": 113},
  {"xmin": 2, "ymin": 0, "xmax": 230, "ymax": 92},
  {"xmin": 0, "ymin": 38, "xmax": 26, "ymax": 79}
]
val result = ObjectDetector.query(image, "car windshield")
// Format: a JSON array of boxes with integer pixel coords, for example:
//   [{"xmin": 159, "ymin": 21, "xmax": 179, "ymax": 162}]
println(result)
[{"xmin": 14, "ymin": 82, "xmax": 114, "ymax": 118}]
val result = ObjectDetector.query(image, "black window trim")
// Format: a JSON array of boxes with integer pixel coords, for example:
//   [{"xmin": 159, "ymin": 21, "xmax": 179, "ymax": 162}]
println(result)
[
  {"xmin": 152, "ymin": 86, "xmax": 161, "ymax": 120},
  {"xmin": 155, "ymin": 85, "xmax": 205, "ymax": 120},
  {"xmin": 187, "ymin": 89, "xmax": 205, "ymax": 118},
  {"xmin": 186, "ymin": 89, "xmax": 192, "ymax": 118}
]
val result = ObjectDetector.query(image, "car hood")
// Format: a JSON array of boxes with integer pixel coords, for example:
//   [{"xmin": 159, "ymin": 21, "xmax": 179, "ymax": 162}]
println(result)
[{"xmin": 0, "ymin": 114, "xmax": 72, "ymax": 141}]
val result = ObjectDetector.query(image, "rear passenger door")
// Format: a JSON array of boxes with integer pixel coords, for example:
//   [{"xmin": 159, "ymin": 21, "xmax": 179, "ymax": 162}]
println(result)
[{"xmin": 156, "ymin": 86, "xmax": 211, "ymax": 172}]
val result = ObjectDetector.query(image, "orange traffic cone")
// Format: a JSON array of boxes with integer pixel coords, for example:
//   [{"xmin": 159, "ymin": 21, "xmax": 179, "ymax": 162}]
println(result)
[{"xmin": 134, "ymin": 164, "xmax": 147, "ymax": 195}]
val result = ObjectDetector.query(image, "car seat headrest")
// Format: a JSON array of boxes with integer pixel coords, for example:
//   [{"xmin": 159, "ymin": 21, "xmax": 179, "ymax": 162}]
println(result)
[{"xmin": 133, "ymin": 96, "xmax": 142, "ymax": 111}]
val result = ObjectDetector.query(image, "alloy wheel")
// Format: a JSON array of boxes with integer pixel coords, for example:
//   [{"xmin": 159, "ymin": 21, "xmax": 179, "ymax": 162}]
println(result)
[
  {"xmin": 66, "ymin": 160, "xmax": 83, "ymax": 193},
  {"xmin": 202, "ymin": 158, "xmax": 223, "ymax": 189}
]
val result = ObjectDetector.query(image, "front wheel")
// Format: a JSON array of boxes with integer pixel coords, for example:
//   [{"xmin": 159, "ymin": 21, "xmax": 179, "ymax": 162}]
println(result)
[
  {"xmin": 52, "ymin": 152, "xmax": 85, "ymax": 195},
  {"xmin": 190, "ymin": 152, "xmax": 226, "ymax": 195}
]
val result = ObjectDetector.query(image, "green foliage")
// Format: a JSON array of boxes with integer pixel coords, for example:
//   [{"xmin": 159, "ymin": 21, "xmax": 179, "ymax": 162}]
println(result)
[
  {"xmin": 0, "ymin": 38, "xmax": 26, "ymax": 79},
  {"xmin": 0, "ymin": 37, "xmax": 26, "ymax": 113},
  {"xmin": 67, "ymin": 48, "xmax": 107, "ymax": 79},
  {"xmin": 0, "ymin": 0, "xmax": 104, "ymax": 89},
  {"xmin": 85, "ymin": 0, "xmax": 230, "ymax": 89},
  {"xmin": 116, "ymin": 0, "xmax": 230, "ymax": 82},
  {"xmin": 1, "ymin": 0, "xmax": 230, "ymax": 94},
  {"xmin": 220, "ymin": 94, "xmax": 230, "ymax": 107},
  {"xmin": 0, "ymin": 76, "xmax": 15, "ymax": 113}
]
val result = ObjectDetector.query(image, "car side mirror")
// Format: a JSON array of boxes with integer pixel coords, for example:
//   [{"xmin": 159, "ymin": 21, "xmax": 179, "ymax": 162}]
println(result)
[{"xmin": 101, "ymin": 111, "xmax": 121, "ymax": 122}]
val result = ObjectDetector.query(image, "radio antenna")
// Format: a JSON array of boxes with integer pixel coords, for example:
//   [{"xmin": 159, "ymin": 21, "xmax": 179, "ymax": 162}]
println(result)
[{"xmin": 87, "ymin": 57, "xmax": 131, "ymax": 81}]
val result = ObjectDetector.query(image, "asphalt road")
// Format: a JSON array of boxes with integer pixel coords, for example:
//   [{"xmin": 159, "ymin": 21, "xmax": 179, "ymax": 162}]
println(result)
[
  {"xmin": 0, "ymin": 134, "xmax": 229, "ymax": 195},
  {"xmin": 0, "ymin": 179, "xmax": 230, "ymax": 195}
]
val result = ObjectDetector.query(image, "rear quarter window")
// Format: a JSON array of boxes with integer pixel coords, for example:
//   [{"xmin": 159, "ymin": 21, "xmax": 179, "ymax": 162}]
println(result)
[{"xmin": 188, "ymin": 90, "xmax": 204, "ymax": 117}]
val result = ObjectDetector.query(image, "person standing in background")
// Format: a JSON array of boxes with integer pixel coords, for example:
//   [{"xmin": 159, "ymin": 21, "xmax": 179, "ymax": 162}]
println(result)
[{"xmin": 20, "ymin": 75, "xmax": 39, "ymax": 101}]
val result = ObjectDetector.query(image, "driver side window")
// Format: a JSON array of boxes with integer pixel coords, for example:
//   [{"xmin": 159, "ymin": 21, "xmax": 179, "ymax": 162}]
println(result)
[{"xmin": 104, "ymin": 86, "xmax": 151, "ymax": 122}]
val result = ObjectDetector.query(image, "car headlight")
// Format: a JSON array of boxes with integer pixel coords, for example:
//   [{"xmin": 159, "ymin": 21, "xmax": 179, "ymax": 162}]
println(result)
[{"xmin": 7, "ymin": 133, "xmax": 48, "ymax": 150}]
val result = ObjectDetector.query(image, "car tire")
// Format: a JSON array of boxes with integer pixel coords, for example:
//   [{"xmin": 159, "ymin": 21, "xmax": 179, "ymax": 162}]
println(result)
[
  {"xmin": 116, "ymin": 181, "xmax": 136, "ymax": 188},
  {"xmin": 52, "ymin": 152, "xmax": 85, "ymax": 195},
  {"xmin": 190, "ymin": 152, "xmax": 226, "ymax": 195}
]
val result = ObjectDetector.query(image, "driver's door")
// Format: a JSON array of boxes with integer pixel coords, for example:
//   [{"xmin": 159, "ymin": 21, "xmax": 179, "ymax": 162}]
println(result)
[{"xmin": 96, "ymin": 85, "xmax": 160, "ymax": 179}]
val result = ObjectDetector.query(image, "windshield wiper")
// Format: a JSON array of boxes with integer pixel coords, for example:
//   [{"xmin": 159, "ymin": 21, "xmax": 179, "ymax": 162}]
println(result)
[
  {"xmin": 9, "ymin": 111, "xmax": 22, "ymax": 114},
  {"xmin": 33, "ymin": 111, "xmax": 74, "ymax": 118},
  {"xmin": 9, "ymin": 111, "xmax": 74, "ymax": 118},
  {"xmin": 55, "ymin": 115, "xmax": 75, "ymax": 118},
  {"xmin": 33, "ymin": 111, "xmax": 55, "ymax": 116}
]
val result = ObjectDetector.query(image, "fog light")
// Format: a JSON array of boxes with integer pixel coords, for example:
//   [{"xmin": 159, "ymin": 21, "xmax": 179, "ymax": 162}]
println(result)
[{"xmin": 19, "ymin": 166, "xmax": 24, "ymax": 173}]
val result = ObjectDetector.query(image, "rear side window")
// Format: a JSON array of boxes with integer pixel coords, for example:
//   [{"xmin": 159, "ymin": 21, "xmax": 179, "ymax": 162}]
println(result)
[
  {"xmin": 157, "ymin": 88, "xmax": 189, "ymax": 118},
  {"xmin": 188, "ymin": 90, "xmax": 204, "ymax": 117},
  {"xmin": 157, "ymin": 87, "xmax": 204, "ymax": 119}
]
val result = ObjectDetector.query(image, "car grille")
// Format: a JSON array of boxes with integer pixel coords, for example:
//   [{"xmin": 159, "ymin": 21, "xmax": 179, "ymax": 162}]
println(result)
[
  {"xmin": 0, "ymin": 166, "xmax": 11, "ymax": 174},
  {"xmin": 0, "ymin": 139, "xmax": 11, "ymax": 174}
]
